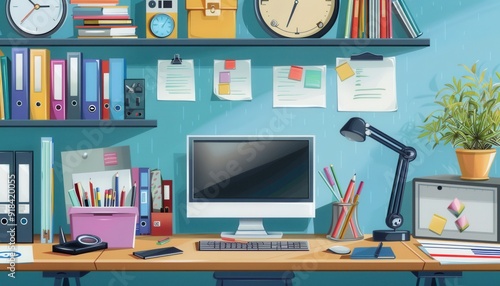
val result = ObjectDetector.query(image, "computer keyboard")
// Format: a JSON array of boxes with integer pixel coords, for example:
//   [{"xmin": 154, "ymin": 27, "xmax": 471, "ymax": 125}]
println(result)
[{"xmin": 198, "ymin": 240, "xmax": 309, "ymax": 251}]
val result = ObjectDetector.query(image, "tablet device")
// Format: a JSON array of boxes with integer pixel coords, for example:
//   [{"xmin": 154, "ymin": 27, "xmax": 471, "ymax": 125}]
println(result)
[{"xmin": 133, "ymin": 246, "xmax": 183, "ymax": 259}]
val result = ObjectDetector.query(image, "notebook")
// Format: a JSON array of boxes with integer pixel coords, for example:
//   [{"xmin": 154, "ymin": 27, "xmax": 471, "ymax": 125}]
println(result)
[{"xmin": 350, "ymin": 246, "xmax": 395, "ymax": 259}]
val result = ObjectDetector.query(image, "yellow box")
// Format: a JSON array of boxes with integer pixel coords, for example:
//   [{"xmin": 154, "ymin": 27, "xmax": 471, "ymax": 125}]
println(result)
[{"xmin": 186, "ymin": 0, "xmax": 237, "ymax": 38}]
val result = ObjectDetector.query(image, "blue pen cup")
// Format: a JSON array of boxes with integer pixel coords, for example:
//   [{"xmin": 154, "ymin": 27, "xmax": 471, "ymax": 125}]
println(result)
[{"xmin": 327, "ymin": 202, "xmax": 364, "ymax": 241}]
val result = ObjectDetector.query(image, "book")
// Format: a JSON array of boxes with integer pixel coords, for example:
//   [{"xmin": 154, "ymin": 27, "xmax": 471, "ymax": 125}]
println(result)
[
  {"xmin": 132, "ymin": 246, "xmax": 183, "ymax": 259},
  {"xmin": 73, "ymin": 6, "xmax": 129, "ymax": 16},
  {"xmin": 76, "ymin": 25, "xmax": 137, "ymax": 37},
  {"xmin": 396, "ymin": 0, "xmax": 422, "ymax": 36},
  {"xmin": 351, "ymin": 246, "xmax": 396, "ymax": 259},
  {"xmin": 392, "ymin": 0, "xmax": 421, "ymax": 38},
  {"xmin": 83, "ymin": 19, "xmax": 133, "ymax": 25}
]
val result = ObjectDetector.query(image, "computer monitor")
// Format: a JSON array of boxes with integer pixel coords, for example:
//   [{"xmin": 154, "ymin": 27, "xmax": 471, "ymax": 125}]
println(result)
[{"xmin": 186, "ymin": 135, "xmax": 315, "ymax": 239}]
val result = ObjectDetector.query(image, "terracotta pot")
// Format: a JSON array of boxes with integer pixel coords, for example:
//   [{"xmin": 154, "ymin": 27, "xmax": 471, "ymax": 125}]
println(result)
[{"xmin": 455, "ymin": 149, "xmax": 496, "ymax": 180}]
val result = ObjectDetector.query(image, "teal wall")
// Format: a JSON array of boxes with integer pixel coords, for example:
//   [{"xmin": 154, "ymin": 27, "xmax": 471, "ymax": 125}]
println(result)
[{"xmin": 1, "ymin": 0, "xmax": 500, "ymax": 285}]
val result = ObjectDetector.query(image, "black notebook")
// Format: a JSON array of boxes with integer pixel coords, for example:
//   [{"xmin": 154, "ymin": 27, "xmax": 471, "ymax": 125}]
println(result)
[
  {"xmin": 133, "ymin": 246, "xmax": 183, "ymax": 259},
  {"xmin": 350, "ymin": 246, "xmax": 395, "ymax": 259}
]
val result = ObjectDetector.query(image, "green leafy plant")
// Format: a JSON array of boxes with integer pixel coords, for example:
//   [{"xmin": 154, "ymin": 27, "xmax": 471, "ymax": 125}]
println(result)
[{"xmin": 419, "ymin": 63, "xmax": 500, "ymax": 149}]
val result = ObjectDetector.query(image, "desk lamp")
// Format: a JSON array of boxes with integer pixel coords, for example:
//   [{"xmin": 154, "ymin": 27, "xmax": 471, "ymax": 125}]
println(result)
[{"xmin": 340, "ymin": 117, "xmax": 417, "ymax": 241}]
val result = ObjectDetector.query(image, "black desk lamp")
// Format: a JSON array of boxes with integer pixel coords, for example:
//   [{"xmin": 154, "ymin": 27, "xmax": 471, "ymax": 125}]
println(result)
[{"xmin": 340, "ymin": 117, "xmax": 417, "ymax": 241}]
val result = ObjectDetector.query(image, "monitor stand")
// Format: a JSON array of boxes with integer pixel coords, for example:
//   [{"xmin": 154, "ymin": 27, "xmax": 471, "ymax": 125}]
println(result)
[{"xmin": 221, "ymin": 218, "xmax": 283, "ymax": 239}]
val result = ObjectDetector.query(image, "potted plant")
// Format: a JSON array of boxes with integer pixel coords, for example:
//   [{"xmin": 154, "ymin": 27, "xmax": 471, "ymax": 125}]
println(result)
[{"xmin": 419, "ymin": 63, "xmax": 500, "ymax": 180}]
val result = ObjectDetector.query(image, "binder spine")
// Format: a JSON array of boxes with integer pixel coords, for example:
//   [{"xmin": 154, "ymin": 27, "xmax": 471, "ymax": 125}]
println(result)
[
  {"xmin": 50, "ymin": 60, "xmax": 67, "ymax": 120},
  {"xmin": 82, "ymin": 59, "xmax": 101, "ymax": 120},
  {"xmin": 109, "ymin": 58, "xmax": 126, "ymax": 120},
  {"xmin": 11, "ymin": 48, "xmax": 29, "ymax": 120},
  {"xmin": 138, "ymin": 168, "xmax": 151, "ymax": 235},
  {"xmin": 15, "ymin": 151, "xmax": 33, "ymax": 243},
  {"xmin": 0, "ymin": 152, "xmax": 15, "ymax": 243},
  {"xmin": 66, "ymin": 52, "xmax": 82, "ymax": 119}
]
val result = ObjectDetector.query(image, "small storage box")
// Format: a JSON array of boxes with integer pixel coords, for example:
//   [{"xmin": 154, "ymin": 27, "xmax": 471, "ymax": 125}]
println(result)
[
  {"xmin": 69, "ymin": 207, "xmax": 138, "ymax": 248},
  {"xmin": 186, "ymin": 0, "xmax": 237, "ymax": 38}
]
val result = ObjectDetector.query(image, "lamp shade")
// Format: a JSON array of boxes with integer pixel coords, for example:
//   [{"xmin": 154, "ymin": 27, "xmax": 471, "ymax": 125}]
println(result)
[{"xmin": 340, "ymin": 117, "xmax": 367, "ymax": 142}]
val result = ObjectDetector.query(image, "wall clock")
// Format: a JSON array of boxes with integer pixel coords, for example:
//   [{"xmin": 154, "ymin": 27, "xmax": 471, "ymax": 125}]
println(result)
[
  {"xmin": 146, "ymin": 0, "xmax": 178, "ymax": 38},
  {"xmin": 149, "ymin": 13, "xmax": 175, "ymax": 38},
  {"xmin": 255, "ymin": 0, "xmax": 340, "ymax": 38},
  {"xmin": 6, "ymin": 0, "xmax": 67, "ymax": 38}
]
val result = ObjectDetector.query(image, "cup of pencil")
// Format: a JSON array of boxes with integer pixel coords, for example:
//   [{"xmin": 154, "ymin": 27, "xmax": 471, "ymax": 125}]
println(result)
[{"xmin": 327, "ymin": 201, "xmax": 364, "ymax": 241}]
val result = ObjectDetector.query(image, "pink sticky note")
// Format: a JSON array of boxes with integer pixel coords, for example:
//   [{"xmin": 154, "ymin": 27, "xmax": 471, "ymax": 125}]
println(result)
[
  {"xmin": 448, "ymin": 197, "xmax": 465, "ymax": 217},
  {"xmin": 455, "ymin": 215, "xmax": 469, "ymax": 232},
  {"xmin": 103, "ymin": 152, "xmax": 118, "ymax": 166}
]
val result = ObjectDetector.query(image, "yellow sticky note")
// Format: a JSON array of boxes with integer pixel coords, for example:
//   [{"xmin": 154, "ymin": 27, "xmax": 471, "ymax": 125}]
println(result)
[
  {"xmin": 428, "ymin": 214, "xmax": 447, "ymax": 235},
  {"xmin": 335, "ymin": 62, "xmax": 355, "ymax": 81},
  {"xmin": 218, "ymin": 83, "xmax": 231, "ymax": 95}
]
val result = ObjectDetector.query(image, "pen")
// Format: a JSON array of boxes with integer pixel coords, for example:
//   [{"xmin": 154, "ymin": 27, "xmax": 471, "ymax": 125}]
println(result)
[
  {"xmin": 374, "ymin": 242, "xmax": 383, "ymax": 258},
  {"xmin": 114, "ymin": 172, "xmax": 119, "ymax": 206},
  {"xmin": 156, "ymin": 237, "xmax": 171, "ymax": 245},
  {"xmin": 330, "ymin": 164, "xmax": 344, "ymax": 199},
  {"xmin": 339, "ymin": 181, "xmax": 364, "ymax": 239}
]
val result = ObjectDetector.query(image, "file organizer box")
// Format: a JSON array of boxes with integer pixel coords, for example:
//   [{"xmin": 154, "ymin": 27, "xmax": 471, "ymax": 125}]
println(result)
[
  {"xmin": 186, "ymin": 0, "xmax": 237, "ymax": 38},
  {"xmin": 69, "ymin": 207, "xmax": 138, "ymax": 248}
]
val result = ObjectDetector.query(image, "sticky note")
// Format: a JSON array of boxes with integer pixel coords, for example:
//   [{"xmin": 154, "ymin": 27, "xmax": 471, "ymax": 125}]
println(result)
[
  {"xmin": 447, "ymin": 198, "xmax": 465, "ymax": 217},
  {"xmin": 218, "ymin": 83, "xmax": 230, "ymax": 95},
  {"xmin": 224, "ymin": 60, "xmax": 236, "ymax": 70},
  {"xmin": 335, "ymin": 62, "xmax": 355, "ymax": 81},
  {"xmin": 219, "ymin": 71, "xmax": 231, "ymax": 83},
  {"xmin": 288, "ymin": 65, "xmax": 303, "ymax": 81},
  {"xmin": 428, "ymin": 214, "xmax": 447, "ymax": 235},
  {"xmin": 304, "ymin": 69, "xmax": 322, "ymax": 89},
  {"xmin": 455, "ymin": 216, "xmax": 470, "ymax": 232}
]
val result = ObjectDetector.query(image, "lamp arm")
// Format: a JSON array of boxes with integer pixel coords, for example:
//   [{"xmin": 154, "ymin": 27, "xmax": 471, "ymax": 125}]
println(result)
[{"xmin": 385, "ymin": 154, "xmax": 410, "ymax": 230}]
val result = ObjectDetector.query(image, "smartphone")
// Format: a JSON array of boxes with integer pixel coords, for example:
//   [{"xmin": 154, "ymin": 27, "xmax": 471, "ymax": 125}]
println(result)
[{"xmin": 133, "ymin": 246, "xmax": 183, "ymax": 259}]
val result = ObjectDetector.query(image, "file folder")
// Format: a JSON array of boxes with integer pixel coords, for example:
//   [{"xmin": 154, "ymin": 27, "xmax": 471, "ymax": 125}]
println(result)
[
  {"xmin": 15, "ymin": 151, "xmax": 33, "ymax": 243},
  {"xmin": 131, "ymin": 167, "xmax": 140, "ymax": 234},
  {"xmin": 30, "ymin": 49, "xmax": 51, "ymax": 120},
  {"xmin": 109, "ymin": 58, "xmax": 126, "ymax": 119},
  {"xmin": 40, "ymin": 137, "xmax": 54, "ymax": 243},
  {"xmin": 82, "ymin": 59, "xmax": 101, "ymax": 119},
  {"xmin": 101, "ymin": 60, "xmax": 110, "ymax": 120},
  {"xmin": 139, "ymin": 167, "xmax": 151, "ymax": 235},
  {"xmin": 11, "ymin": 48, "xmax": 29, "ymax": 120},
  {"xmin": 0, "ymin": 52, "xmax": 10, "ymax": 120},
  {"xmin": 50, "ymin": 60, "xmax": 66, "ymax": 120},
  {"xmin": 66, "ymin": 52, "xmax": 82, "ymax": 119},
  {"xmin": 0, "ymin": 152, "xmax": 15, "ymax": 243}
]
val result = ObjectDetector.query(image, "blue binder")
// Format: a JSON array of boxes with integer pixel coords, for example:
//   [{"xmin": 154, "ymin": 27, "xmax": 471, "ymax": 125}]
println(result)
[
  {"xmin": 139, "ymin": 167, "xmax": 151, "ymax": 235},
  {"xmin": 82, "ymin": 59, "xmax": 101, "ymax": 120},
  {"xmin": 109, "ymin": 58, "xmax": 126, "ymax": 120},
  {"xmin": 11, "ymin": 48, "xmax": 29, "ymax": 119}
]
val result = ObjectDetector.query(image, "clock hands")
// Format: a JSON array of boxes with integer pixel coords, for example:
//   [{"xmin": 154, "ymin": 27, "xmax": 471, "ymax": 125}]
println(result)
[
  {"xmin": 21, "ymin": 1, "xmax": 51, "ymax": 24},
  {"xmin": 286, "ymin": 0, "xmax": 299, "ymax": 28}
]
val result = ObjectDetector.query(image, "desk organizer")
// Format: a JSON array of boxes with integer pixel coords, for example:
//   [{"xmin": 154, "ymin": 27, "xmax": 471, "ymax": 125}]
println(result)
[{"xmin": 69, "ymin": 207, "xmax": 138, "ymax": 248}]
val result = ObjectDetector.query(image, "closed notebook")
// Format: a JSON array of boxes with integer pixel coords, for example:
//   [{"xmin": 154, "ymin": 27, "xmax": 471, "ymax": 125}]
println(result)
[
  {"xmin": 350, "ymin": 246, "xmax": 395, "ymax": 259},
  {"xmin": 132, "ymin": 246, "xmax": 183, "ymax": 259}
]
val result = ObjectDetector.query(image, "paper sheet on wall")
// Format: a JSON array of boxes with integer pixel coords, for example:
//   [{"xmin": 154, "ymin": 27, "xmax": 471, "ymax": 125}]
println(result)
[
  {"xmin": 273, "ymin": 65, "xmax": 326, "ymax": 108},
  {"xmin": 336, "ymin": 57, "xmax": 397, "ymax": 111},
  {"xmin": 213, "ymin": 59, "xmax": 252, "ymax": 100},
  {"xmin": 157, "ymin": 59, "xmax": 196, "ymax": 101}
]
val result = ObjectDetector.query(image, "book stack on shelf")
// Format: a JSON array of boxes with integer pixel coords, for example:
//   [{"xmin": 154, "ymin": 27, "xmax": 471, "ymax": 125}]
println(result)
[
  {"xmin": 71, "ymin": 0, "xmax": 137, "ymax": 39},
  {"xmin": 344, "ymin": 0, "xmax": 422, "ymax": 39}
]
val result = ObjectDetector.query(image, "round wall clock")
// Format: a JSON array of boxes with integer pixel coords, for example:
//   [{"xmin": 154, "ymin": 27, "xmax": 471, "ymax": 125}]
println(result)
[
  {"xmin": 255, "ymin": 0, "xmax": 340, "ymax": 38},
  {"xmin": 6, "ymin": 0, "xmax": 67, "ymax": 38},
  {"xmin": 149, "ymin": 13, "xmax": 175, "ymax": 38}
]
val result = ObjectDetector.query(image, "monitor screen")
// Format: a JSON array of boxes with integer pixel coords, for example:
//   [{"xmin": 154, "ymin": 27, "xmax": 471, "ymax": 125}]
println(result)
[{"xmin": 186, "ymin": 135, "xmax": 315, "ymax": 238}]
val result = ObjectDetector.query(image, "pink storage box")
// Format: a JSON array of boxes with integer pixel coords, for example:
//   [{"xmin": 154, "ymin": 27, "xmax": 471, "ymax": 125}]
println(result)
[{"xmin": 69, "ymin": 207, "xmax": 138, "ymax": 248}]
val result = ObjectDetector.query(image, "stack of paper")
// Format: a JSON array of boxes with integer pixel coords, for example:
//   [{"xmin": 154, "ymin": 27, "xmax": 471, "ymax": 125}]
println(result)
[{"xmin": 418, "ymin": 239, "xmax": 500, "ymax": 264}]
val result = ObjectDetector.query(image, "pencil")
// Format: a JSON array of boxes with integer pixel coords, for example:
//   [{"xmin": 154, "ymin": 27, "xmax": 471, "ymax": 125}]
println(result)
[
  {"xmin": 330, "ymin": 164, "xmax": 343, "ymax": 198},
  {"xmin": 318, "ymin": 171, "xmax": 341, "ymax": 201},
  {"xmin": 339, "ymin": 181, "xmax": 364, "ymax": 239}
]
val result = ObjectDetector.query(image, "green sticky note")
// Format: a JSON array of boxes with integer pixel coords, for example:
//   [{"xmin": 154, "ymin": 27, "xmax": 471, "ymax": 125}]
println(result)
[{"xmin": 304, "ymin": 70, "xmax": 322, "ymax": 89}]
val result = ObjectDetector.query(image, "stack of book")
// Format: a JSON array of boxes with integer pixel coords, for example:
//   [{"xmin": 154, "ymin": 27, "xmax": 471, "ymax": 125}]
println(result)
[
  {"xmin": 344, "ymin": 0, "xmax": 422, "ymax": 39},
  {"xmin": 71, "ymin": 0, "xmax": 137, "ymax": 38}
]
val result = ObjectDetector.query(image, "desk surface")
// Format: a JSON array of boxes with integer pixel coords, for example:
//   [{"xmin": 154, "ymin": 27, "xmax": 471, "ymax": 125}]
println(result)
[{"xmin": 4, "ymin": 235, "xmax": 499, "ymax": 272}]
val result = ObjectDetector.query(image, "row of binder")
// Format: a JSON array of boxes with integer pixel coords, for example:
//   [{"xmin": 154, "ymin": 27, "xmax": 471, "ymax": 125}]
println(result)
[
  {"xmin": 0, "ymin": 48, "xmax": 128, "ymax": 120},
  {"xmin": 0, "ymin": 151, "xmax": 33, "ymax": 243}
]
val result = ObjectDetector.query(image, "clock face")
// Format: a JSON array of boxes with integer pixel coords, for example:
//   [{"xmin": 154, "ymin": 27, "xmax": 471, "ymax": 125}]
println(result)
[
  {"xmin": 150, "ymin": 13, "xmax": 175, "ymax": 38},
  {"xmin": 6, "ymin": 0, "xmax": 67, "ymax": 37},
  {"xmin": 255, "ymin": 0, "xmax": 340, "ymax": 38}
]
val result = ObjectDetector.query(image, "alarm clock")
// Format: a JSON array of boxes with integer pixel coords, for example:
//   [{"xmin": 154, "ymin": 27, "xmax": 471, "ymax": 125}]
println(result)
[
  {"xmin": 255, "ymin": 0, "xmax": 340, "ymax": 38},
  {"xmin": 146, "ymin": 0, "xmax": 178, "ymax": 38},
  {"xmin": 6, "ymin": 0, "xmax": 67, "ymax": 37}
]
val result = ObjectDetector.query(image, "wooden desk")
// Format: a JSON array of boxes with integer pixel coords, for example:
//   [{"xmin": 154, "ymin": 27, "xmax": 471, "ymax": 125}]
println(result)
[{"xmin": 95, "ymin": 234, "xmax": 425, "ymax": 271}]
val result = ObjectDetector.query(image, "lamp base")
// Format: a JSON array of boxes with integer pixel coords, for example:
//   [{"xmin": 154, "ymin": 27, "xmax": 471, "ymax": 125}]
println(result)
[{"xmin": 373, "ymin": 230, "xmax": 410, "ymax": 241}]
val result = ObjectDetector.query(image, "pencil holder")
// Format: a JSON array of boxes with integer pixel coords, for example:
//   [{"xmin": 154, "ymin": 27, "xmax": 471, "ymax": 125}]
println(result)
[{"xmin": 327, "ymin": 202, "xmax": 364, "ymax": 241}]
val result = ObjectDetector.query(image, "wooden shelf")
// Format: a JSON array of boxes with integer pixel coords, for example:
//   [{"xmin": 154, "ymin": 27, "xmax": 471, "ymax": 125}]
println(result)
[
  {"xmin": 0, "ymin": 120, "xmax": 157, "ymax": 127},
  {"xmin": 0, "ymin": 38, "xmax": 430, "ymax": 47}
]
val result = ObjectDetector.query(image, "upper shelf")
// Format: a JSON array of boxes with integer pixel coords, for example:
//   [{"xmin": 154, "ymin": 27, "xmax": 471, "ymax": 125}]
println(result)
[
  {"xmin": 0, "ymin": 38, "xmax": 430, "ymax": 47},
  {"xmin": 0, "ymin": 120, "xmax": 157, "ymax": 127}
]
